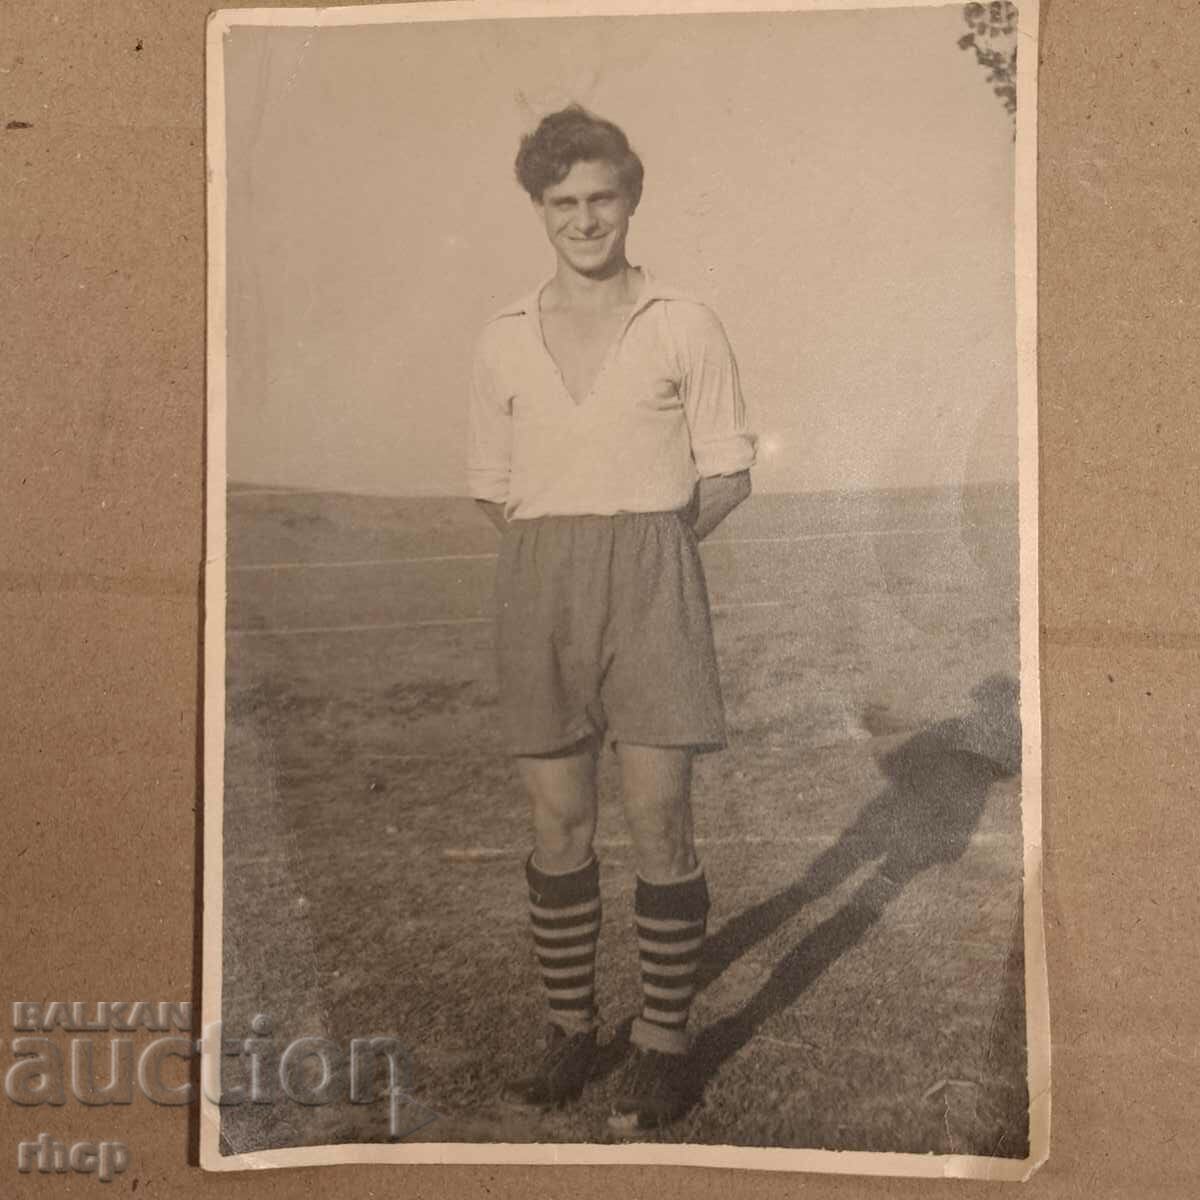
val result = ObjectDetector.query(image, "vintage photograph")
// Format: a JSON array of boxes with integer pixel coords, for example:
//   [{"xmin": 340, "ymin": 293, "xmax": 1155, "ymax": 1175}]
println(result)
[{"xmin": 203, "ymin": 0, "xmax": 1045, "ymax": 1176}]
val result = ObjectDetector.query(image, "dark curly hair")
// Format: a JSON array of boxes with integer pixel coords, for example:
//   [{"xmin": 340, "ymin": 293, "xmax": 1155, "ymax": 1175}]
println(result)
[{"xmin": 514, "ymin": 105, "xmax": 644, "ymax": 208}]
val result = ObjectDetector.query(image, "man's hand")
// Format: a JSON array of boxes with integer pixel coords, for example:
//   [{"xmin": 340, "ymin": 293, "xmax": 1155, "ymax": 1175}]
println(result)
[
  {"xmin": 476, "ymin": 499, "xmax": 508, "ymax": 534},
  {"xmin": 690, "ymin": 470, "xmax": 751, "ymax": 540}
]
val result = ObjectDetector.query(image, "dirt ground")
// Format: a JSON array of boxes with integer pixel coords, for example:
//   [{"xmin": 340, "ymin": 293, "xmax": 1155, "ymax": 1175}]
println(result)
[{"xmin": 216, "ymin": 485, "xmax": 1028, "ymax": 1158}]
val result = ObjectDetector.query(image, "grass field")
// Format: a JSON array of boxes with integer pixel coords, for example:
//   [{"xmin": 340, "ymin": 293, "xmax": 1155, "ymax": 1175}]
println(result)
[{"xmin": 217, "ymin": 484, "xmax": 1029, "ymax": 1159}]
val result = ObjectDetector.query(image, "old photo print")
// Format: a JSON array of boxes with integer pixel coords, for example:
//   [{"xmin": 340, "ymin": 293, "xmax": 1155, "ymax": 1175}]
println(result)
[{"xmin": 203, "ymin": 0, "xmax": 1046, "ymax": 1178}]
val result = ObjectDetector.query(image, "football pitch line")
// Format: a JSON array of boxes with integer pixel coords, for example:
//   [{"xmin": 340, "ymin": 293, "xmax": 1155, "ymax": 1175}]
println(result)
[
  {"xmin": 225, "ymin": 589, "xmax": 996, "ymax": 638},
  {"xmin": 226, "ymin": 603, "xmax": 784, "ymax": 637},
  {"xmin": 232, "ymin": 552, "xmax": 499, "ymax": 571},
  {"xmin": 222, "ymin": 831, "xmax": 1017, "ymax": 870},
  {"xmin": 434, "ymin": 830, "xmax": 1018, "ymax": 862},
  {"xmin": 226, "ymin": 524, "xmax": 1012, "ymax": 572},
  {"xmin": 229, "ymin": 617, "xmax": 495, "ymax": 636}
]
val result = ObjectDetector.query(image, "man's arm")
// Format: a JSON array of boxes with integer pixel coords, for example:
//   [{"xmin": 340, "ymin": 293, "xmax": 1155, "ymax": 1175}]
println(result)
[
  {"xmin": 476, "ymin": 499, "xmax": 508, "ymax": 534},
  {"xmin": 674, "ymin": 303, "xmax": 756, "ymax": 539},
  {"xmin": 467, "ymin": 326, "xmax": 513, "ymax": 536},
  {"xmin": 690, "ymin": 470, "xmax": 751, "ymax": 540}
]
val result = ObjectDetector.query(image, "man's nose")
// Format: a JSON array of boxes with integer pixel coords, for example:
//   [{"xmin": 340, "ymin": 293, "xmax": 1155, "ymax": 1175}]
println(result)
[{"xmin": 577, "ymin": 205, "xmax": 601, "ymax": 232}]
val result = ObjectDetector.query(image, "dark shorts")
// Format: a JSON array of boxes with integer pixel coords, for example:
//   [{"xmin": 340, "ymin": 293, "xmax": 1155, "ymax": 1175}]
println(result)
[{"xmin": 495, "ymin": 510, "xmax": 726, "ymax": 757}]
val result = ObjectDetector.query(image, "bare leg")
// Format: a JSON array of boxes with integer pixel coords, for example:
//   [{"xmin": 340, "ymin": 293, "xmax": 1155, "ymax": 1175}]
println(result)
[
  {"xmin": 617, "ymin": 743, "xmax": 697, "ymax": 881},
  {"xmin": 517, "ymin": 741, "xmax": 599, "ymax": 872},
  {"xmin": 505, "ymin": 741, "xmax": 603, "ymax": 1106}
]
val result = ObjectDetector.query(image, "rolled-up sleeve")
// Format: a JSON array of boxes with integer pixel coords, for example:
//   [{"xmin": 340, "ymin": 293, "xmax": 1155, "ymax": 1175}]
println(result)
[
  {"xmin": 674, "ymin": 303, "xmax": 757, "ymax": 478},
  {"xmin": 465, "ymin": 329, "xmax": 512, "ymax": 504}
]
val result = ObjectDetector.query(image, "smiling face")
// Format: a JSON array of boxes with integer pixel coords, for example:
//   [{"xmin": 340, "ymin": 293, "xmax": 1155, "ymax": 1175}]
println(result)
[{"xmin": 537, "ymin": 159, "xmax": 635, "ymax": 279}]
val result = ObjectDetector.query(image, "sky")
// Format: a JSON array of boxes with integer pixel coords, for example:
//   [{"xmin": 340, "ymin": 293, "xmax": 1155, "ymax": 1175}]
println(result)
[{"xmin": 222, "ymin": 4, "xmax": 1018, "ymax": 496}]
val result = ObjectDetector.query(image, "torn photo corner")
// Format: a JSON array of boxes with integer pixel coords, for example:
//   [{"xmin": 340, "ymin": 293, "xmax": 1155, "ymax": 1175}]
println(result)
[{"xmin": 202, "ymin": 0, "xmax": 1047, "ymax": 1178}]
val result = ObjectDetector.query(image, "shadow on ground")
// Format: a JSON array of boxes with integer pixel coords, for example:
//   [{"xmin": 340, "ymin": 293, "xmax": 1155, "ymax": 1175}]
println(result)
[{"xmin": 600, "ymin": 674, "xmax": 1027, "ymax": 1151}]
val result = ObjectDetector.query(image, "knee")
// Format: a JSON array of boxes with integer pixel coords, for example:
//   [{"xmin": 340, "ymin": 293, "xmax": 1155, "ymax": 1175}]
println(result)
[
  {"xmin": 533, "ymin": 801, "xmax": 594, "ymax": 870},
  {"xmin": 627, "ymin": 813, "xmax": 695, "ymax": 880}
]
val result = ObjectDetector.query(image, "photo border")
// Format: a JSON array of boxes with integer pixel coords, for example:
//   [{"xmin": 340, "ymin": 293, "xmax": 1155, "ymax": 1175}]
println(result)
[{"xmin": 201, "ymin": 0, "xmax": 1046, "ymax": 1176}]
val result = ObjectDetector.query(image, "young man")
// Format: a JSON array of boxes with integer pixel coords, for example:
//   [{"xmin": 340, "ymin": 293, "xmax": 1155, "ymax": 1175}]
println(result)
[{"xmin": 467, "ymin": 105, "xmax": 755, "ymax": 1131}]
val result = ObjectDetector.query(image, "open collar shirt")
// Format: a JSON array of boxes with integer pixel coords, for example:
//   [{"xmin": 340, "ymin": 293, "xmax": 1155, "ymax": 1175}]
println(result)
[{"xmin": 466, "ymin": 269, "xmax": 757, "ymax": 519}]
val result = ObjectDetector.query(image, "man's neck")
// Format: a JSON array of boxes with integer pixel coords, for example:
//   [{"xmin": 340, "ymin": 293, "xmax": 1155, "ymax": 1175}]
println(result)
[{"xmin": 546, "ymin": 260, "xmax": 640, "ymax": 313}]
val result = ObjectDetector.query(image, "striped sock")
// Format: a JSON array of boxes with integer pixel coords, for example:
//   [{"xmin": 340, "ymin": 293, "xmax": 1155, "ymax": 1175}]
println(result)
[
  {"xmin": 526, "ymin": 853, "xmax": 601, "ymax": 1035},
  {"xmin": 631, "ymin": 866, "xmax": 710, "ymax": 1055}
]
